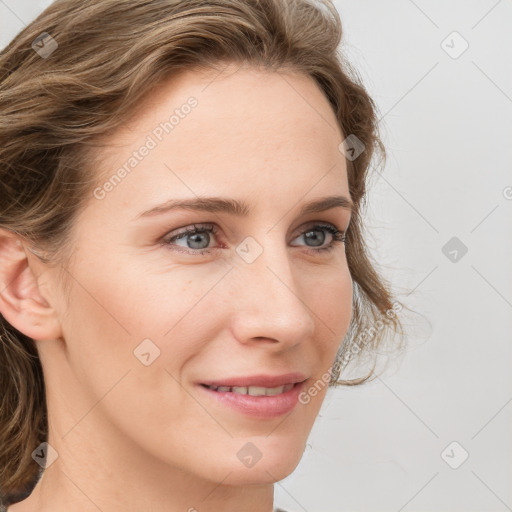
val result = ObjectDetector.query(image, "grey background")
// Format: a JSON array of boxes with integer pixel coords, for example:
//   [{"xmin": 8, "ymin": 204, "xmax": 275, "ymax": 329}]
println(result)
[{"xmin": 1, "ymin": 1, "xmax": 511, "ymax": 511}]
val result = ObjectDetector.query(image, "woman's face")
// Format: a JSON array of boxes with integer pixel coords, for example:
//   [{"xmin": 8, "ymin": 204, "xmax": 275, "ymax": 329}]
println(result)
[{"xmin": 42, "ymin": 64, "xmax": 353, "ymax": 488}]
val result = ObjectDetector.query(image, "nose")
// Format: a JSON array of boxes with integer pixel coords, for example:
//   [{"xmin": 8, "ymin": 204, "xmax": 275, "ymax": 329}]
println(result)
[{"xmin": 228, "ymin": 238, "xmax": 316, "ymax": 350}]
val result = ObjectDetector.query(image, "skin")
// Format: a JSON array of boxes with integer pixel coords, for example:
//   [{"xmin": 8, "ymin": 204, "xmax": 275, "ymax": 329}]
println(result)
[{"xmin": 0, "ymin": 63, "xmax": 353, "ymax": 512}]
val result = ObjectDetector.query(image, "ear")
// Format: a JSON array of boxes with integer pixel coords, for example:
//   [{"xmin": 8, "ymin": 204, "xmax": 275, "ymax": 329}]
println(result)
[{"xmin": 0, "ymin": 229, "xmax": 62, "ymax": 341}]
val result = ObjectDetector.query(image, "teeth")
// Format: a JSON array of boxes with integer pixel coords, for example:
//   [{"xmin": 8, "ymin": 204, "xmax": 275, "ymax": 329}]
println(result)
[
  {"xmin": 205, "ymin": 383, "xmax": 294, "ymax": 396},
  {"xmin": 249, "ymin": 386, "xmax": 272, "ymax": 396}
]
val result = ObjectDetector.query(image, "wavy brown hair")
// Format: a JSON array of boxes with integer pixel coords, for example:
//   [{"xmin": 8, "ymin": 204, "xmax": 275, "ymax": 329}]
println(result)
[{"xmin": 0, "ymin": 0, "xmax": 408, "ymax": 507}]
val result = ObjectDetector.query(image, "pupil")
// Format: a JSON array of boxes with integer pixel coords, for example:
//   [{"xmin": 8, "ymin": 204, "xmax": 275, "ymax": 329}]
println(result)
[
  {"xmin": 188, "ymin": 231, "xmax": 209, "ymax": 249},
  {"xmin": 305, "ymin": 229, "xmax": 325, "ymax": 247}
]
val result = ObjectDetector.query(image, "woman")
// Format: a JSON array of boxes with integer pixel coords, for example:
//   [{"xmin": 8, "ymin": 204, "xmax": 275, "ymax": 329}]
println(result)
[{"xmin": 0, "ymin": 0, "xmax": 406, "ymax": 510}]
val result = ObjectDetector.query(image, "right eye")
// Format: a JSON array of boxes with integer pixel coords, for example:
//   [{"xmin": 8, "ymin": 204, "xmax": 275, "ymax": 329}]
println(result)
[{"xmin": 162, "ymin": 223, "xmax": 221, "ymax": 255}]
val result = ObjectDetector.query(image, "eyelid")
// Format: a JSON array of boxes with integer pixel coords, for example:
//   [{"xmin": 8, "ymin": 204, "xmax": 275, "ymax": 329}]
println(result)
[
  {"xmin": 163, "ymin": 220, "xmax": 345, "ymax": 242},
  {"xmin": 291, "ymin": 219, "xmax": 342, "ymax": 234},
  {"xmin": 161, "ymin": 222, "xmax": 219, "ymax": 244}
]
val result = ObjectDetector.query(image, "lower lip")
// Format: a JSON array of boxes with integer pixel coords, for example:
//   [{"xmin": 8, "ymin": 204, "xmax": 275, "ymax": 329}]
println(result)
[{"xmin": 198, "ymin": 381, "xmax": 306, "ymax": 419}]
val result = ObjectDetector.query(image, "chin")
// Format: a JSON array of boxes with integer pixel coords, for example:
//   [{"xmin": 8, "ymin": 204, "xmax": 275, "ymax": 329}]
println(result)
[{"xmin": 222, "ymin": 444, "xmax": 305, "ymax": 486}]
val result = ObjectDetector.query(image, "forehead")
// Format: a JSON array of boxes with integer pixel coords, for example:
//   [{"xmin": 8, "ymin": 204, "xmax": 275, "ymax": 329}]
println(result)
[
  {"xmin": 89, "ymin": 64, "xmax": 349, "ymax": 213},
  {"xmin": 126, "ymin": 63, "xmax": 341, "ymax": 132}
]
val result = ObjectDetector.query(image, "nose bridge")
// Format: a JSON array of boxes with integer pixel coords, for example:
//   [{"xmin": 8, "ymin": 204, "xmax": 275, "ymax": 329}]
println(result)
[{"xmin": 229, "ymin": 236, "xmax": 315, "ymax": 344}]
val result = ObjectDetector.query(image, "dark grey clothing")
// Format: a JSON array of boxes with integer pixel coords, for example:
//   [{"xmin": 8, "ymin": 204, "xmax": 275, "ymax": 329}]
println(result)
[{"xmin": 0, "ymin": 502, "xmax": 290, "ymax": 511}]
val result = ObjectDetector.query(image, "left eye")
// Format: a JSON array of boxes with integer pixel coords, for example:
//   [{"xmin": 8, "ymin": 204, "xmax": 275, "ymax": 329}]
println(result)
[{"xmin": 162, "ymin": 222, "xmax": 347, "ymax": 255}]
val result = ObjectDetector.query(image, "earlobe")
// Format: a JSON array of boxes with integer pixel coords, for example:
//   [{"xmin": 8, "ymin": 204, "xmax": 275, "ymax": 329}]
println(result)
[{"xmin": 0, "ymin": 229, "xmax": 62, "ymax": 341}]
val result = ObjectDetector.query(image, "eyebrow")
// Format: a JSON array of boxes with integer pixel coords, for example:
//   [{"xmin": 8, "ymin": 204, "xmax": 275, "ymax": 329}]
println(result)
[{"xmin": 136, "ymin": 194, "xmax": 354, "ymax": 219}]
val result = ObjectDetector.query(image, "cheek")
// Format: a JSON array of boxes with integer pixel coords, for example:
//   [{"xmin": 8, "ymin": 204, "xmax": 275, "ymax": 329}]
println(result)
[
  {"xmin": 57, "ymin": 260, "xmax": 229, "ymax": 461},
  {"xmin": 65, "ymin": 255, "xmax": 227, "ymax": 338},
  {"xmin": 307, "ymin": 264, "xmax": 353, "ymax": 351},
  {"xmin": 298, "ymin": 265, "xmax": 352, "ymax": 409},
  {"xmin": 58, "ymin": 255, "xmax": 230, "ymax": 393}
]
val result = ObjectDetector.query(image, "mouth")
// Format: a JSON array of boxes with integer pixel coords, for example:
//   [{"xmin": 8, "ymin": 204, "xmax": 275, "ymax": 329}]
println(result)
[
  {"xmin": 197, "ymin": 376, "xmax": 308, "ymax": 418},
  {"xmin": 198, "ymin": 372, "xmax": 307, "ymax": 390},
  {"xmin": 200, "ymin": 382, "xmax": 297, "ymax": 396}
]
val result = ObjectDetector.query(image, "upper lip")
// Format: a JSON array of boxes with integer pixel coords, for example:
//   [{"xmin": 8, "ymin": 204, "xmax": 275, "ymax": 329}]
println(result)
[{"xmin": 200, "ymin": 373, "xmax": 308, "ymax": 388}]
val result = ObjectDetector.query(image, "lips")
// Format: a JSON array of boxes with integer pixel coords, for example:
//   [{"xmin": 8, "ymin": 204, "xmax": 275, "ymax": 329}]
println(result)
[
  {"xmin": 199, "ymin": 372, "xmax": 307, "ymax": 388},
  {"xmin": 199, "ymin": 377, "xmax": 307, "ymax": 418}
]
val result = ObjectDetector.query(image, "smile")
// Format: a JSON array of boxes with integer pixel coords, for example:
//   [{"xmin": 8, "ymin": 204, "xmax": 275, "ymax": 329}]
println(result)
[{"xmin": 201, "ymin": 383, "xmax": 294, "ymax": 396}]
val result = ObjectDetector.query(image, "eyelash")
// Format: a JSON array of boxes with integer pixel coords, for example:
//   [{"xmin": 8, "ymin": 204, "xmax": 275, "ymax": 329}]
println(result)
[{"xmin": 162, "ymin": 222, "xmax": 347, "ymax": 256}]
